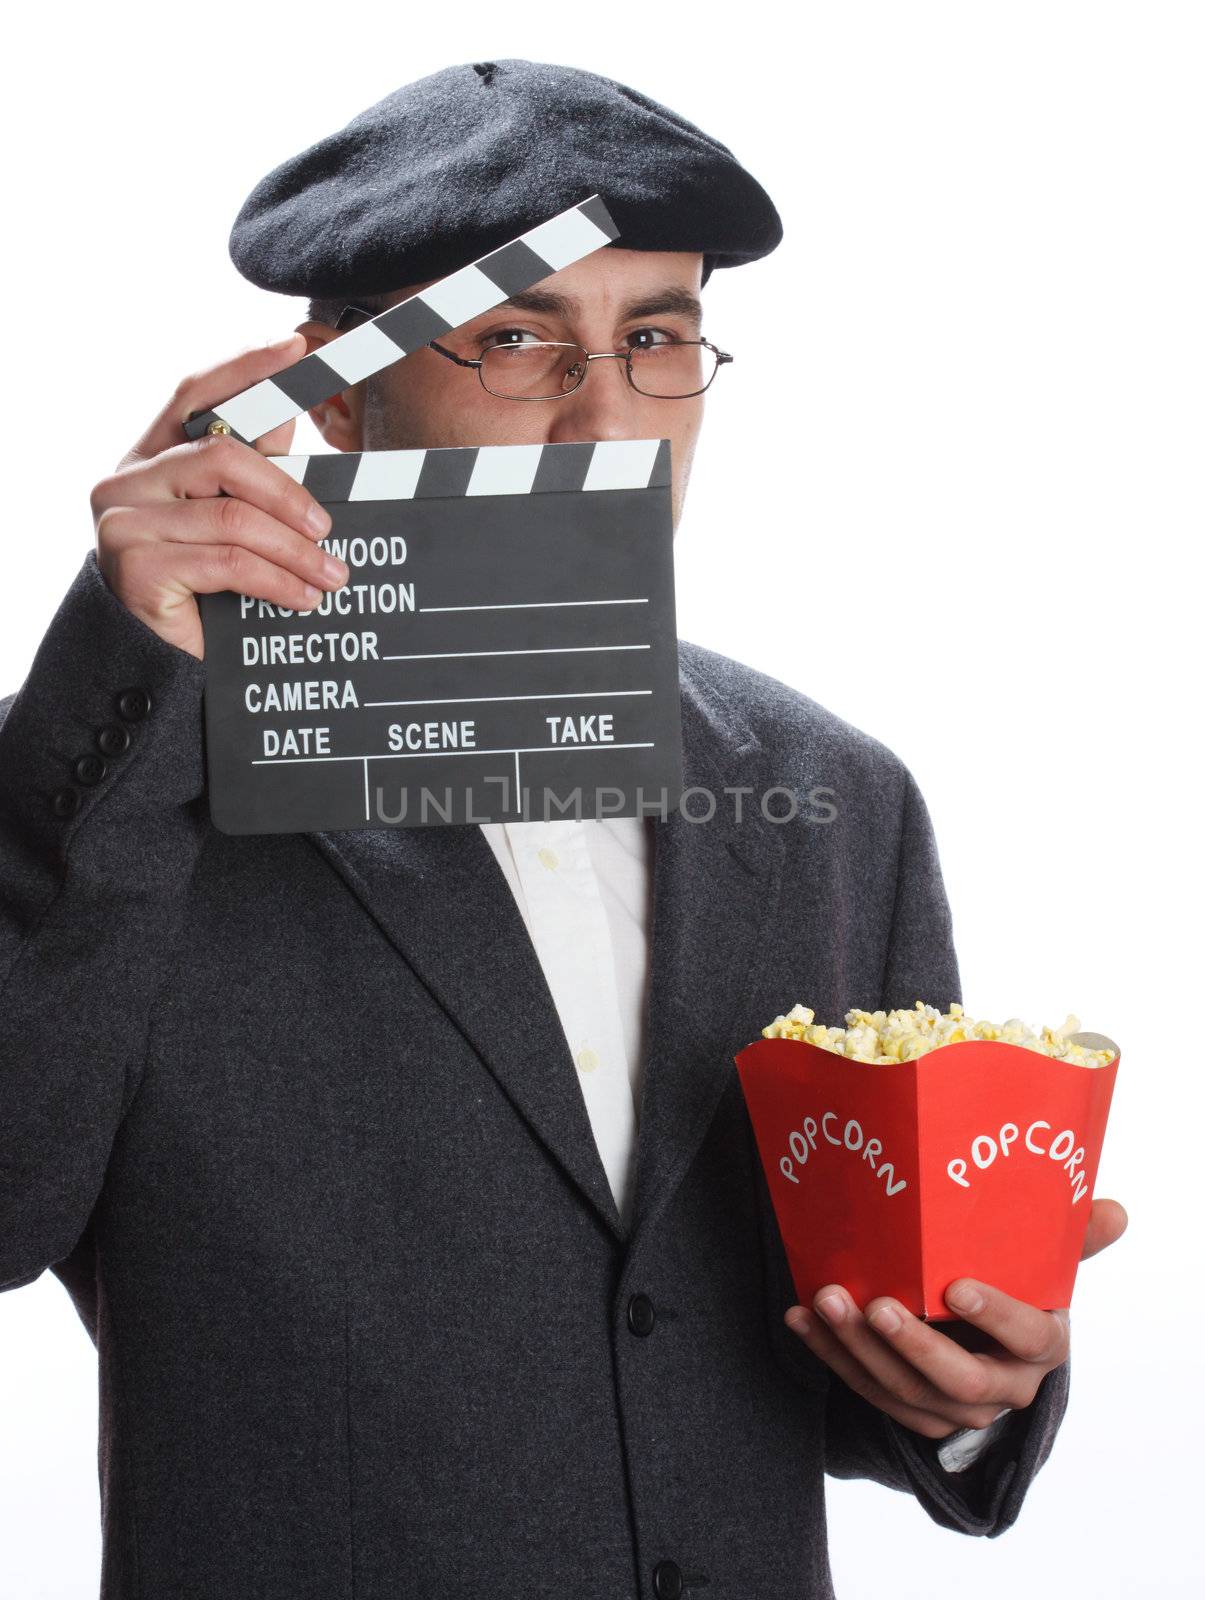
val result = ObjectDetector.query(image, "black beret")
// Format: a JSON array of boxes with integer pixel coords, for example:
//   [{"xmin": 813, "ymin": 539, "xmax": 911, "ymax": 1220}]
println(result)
[{"xmin": 227, "ymin": 58, "xmax": 782, "ymax": 298}]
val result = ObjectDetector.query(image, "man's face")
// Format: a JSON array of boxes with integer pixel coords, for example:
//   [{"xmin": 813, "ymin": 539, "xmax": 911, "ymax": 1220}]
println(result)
[{"xmin": 296, "ymin": 247, "xmax": 707, "ymax": 532}]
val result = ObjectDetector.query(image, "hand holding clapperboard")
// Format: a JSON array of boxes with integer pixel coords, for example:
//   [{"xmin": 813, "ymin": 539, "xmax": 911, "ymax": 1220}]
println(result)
[{"xmin": 184, "ymin": 195, "xmax": 684, "ymax": 835}]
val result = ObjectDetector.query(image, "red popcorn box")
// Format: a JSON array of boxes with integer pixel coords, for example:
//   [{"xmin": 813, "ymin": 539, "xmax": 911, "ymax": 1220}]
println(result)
[{"xmin": 735, "ymin": 1029, "xmax": 1119, "ymax": 1321}]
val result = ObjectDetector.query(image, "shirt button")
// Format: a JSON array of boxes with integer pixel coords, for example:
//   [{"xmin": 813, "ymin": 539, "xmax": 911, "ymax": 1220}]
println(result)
[
  {"xmin": 627, "ymin": 1293, "xmax": 656, "ymax": 1337},
  {"xmin": 537, "ymin": 845, "xmax": 559, "ymax": 871},
  {"xmin": 653, "ymin": 1559, "xmax": 683, "ymax": 1599},
  {"xmin": 575, "ymin": 1046, "xmax": 600, "ymax": 1074}
]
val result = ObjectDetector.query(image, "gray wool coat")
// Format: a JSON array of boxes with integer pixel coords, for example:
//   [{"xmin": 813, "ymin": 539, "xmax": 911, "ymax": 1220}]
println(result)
[{"xmin": 0, "ymin": 549, "xmax": 1070, "ymax": 1599}]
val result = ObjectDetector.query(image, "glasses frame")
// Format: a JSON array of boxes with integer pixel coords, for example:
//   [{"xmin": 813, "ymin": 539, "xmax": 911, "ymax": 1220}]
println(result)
[{"xmin": 333, "ymin": 304, "xmax": 733, "ymax": 401}]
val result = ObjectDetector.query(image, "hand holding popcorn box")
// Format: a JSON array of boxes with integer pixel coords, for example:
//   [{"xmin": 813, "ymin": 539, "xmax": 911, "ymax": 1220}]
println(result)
[{"xmin": 735, "ymin": 1002, "xmax": 1119, "ymax": 1320}]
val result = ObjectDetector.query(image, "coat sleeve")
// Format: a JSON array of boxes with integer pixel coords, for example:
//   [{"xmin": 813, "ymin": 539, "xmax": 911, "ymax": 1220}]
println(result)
[
  {"xmin": 822, "ymin": 760, "xmax": 1072, "ymax": 1535},
  {"xmin": 877, "ymin": 761, "xmax": 961, "ymax": 1016},
  {"xmin": 0, "ymin": 548, "xmax": 209, "ymax": 1293},
  {"xmin": 824, "ymin": 1358, "xmax": 1071, "ymax": 1537}
]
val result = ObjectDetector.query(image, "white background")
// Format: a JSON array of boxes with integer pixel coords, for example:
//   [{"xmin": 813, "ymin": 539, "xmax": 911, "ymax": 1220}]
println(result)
[{"xmin": 0, "ymin": 2, "xmax": 1199, "ymax": 1595}]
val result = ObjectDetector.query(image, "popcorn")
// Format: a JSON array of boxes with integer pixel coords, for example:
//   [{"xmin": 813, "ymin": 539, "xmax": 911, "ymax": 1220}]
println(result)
[
  {"xmin": 761, "ymin": 999, "xmax": 1116, "ymax": 1068},
  {"xmin": 739, "ymin": 998, "xmax": 1121, "ymax": 1318}
]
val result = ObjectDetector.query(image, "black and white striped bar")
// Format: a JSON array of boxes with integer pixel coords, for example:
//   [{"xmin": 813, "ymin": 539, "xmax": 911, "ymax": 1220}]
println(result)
[
  {"xmin": 184, "ymin": 194, "xmax": 619, "ymax": 446},
  {"xmin": 266, "ymin": 437, "xmax": 672, "ymax": 501}
]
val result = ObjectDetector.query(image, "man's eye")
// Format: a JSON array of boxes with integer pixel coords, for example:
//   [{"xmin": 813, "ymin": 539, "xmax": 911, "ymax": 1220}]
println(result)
[
  {"xmin": 626, "ymin": 327, "xmax": 681, "ymax": 349},
  {"xmin": 478, "ymin": 327, "xmax": 543, "ymax": 350}
]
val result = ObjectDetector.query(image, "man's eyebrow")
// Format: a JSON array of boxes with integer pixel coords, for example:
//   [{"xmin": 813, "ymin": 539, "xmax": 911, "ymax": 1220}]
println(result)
[
  {"xmin": 489, "ymin": 285, "xmax": 704, "ymax": 328},
  {"xmin": 620, "ymin": 288, "xmax": 705, "ymax": 327}
]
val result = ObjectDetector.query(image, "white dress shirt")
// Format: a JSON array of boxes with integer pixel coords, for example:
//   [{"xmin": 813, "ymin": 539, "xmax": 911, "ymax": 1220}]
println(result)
[
  {"xmin": 477, "ymin": 815, "xmax": 1009, "ymax": 1472},
  {"xmin": 478, "ymin": 815, "xmax": 652, "ymax": 1233}
]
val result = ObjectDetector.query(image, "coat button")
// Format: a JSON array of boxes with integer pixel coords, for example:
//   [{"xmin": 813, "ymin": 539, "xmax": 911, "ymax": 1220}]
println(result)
[
  {"xmin": 50, "ymin": 785, "xmax": 80, "ymax": 818},
  {"xmin": 627, "ymin": 1293, "xmax": 656, "ymax": 1336},
  {"xmin": 653, "ymin": 1559, "xmax": 684, "ymax": 1599},
  {"xmin": 96, "ymin": 722, "xmax": 131, "ymax": 757},
  {"xmin": 115, "ymin": 686, "xmax": 152, "ymax": 722},
  {"xmin": 73, "ymin": 753, "xmax": 109, "ymax": 787}
]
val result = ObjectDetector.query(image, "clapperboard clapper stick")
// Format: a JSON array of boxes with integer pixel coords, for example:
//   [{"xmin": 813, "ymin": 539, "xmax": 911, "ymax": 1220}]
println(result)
[
  {"xmin": 188, "ymin": 193, "xmax": 685, "ymax": 835},
  {"xmin": 184, "ymin": 195, "xmax": 620, "ymax": 445}
]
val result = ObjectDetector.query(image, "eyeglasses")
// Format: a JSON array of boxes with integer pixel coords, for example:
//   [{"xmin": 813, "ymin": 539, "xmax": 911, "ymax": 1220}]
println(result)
[{"xmin": 334, "ymin": 304, "xmax": 733, "ymax": 400}]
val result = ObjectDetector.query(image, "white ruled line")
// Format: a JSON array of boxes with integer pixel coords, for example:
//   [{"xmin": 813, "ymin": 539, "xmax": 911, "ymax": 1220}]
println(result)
[
  {"xmin": 419, "ymin": 598, "xmax": 650, "ymax": 613},
  {"xmin": 363, "ymin": 689, "xmax": 653, "ymax": 708},
  {"xmin": 252, "ymin": 742, "xmax": 656, "ymax": 766},
  {"xmin": 382, "ymin": 644, "xmax": 650, "ymax": 662}
]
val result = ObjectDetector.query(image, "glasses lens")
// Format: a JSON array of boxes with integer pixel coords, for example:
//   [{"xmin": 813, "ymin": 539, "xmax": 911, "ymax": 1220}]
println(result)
[
  {"xmin": 480, "ymin": 343, "xmax": 587, "ymax": 399},
  {"xmin": 629, "ymin": 342, "xmax": 717, "ymax": 398}
]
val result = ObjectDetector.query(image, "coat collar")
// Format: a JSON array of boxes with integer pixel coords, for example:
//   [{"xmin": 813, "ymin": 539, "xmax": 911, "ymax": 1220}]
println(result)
[{"xmin": 303, "ymin": 644, "xmax": 787, "ymax": 1253}]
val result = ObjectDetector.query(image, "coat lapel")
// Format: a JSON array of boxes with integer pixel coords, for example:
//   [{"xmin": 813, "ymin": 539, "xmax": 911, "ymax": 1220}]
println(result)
[
  {"xmin": 304, "ymin": 817, "xmax": 628, "ymax": 1243},
  {"xmin": 303, "ymin": 648, "xmax": 787, "ymax": 1253}
]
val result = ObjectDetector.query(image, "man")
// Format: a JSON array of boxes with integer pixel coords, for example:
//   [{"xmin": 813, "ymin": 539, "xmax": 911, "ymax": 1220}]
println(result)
[{"xmin": 0, "ymin": 59, "xmax": 1124, "ymax": 1599}]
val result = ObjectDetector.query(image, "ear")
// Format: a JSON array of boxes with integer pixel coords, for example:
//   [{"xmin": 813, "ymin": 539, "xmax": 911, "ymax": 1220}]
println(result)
[{"xmin": 292, "ymin": 319, "xmax": 364, "ymax": 452}]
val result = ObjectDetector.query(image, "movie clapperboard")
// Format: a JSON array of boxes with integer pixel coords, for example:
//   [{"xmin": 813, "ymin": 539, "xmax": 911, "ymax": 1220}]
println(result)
[{"xmin": 184, "ymin": 195, "xmax": 684, "ymax": 836}]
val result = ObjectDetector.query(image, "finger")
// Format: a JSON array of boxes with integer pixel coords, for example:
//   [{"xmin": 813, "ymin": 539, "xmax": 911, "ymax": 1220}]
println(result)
[
  {"xmin": 784, "ymin": 1302, "xmax": 982, "ymax": 1439},
  {"xmin": 92, "ymin": 432, "xmax": 331, "ymax": 545},
  {"xmin": 118, "ymin": 332, "xmax": 307, "ymax": 466},
  {"xmin": 1081, "ymin": 1198, "xmax": 1129, "ymax": 1260},
  {"xmin": 940, "ymin": 1278, "xmax": 1071, "ymax": 1367},
  {"xmin": 255, "ymin": 415, "xmax": 299, "ymax": 458},
  {"xmin": 107, "ymin": 537, "xmax": 337, "ymax": 625},
  {"xmin": 95, "ymin": 498, "xmax": 348, "ymax": 598},
  {"xmin": 807, "ymin": 1286, "xmax": 1019, "ymax": 1427},
  {"xmin": 859, "ymin": 1293, "xmax": 1040, "ymax": 1413}
]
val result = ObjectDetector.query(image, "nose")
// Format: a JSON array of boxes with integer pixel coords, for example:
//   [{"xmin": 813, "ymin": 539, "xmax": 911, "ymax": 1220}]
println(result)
[{"xmin": 543, "ymin": 353, "xmax": 645, "ymax": 445}]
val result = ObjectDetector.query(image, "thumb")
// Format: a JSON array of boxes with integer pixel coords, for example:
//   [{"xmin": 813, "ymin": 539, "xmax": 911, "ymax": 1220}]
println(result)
[{"xmin": 1080, "ymin": 1197, "xmax": 1129, "ymax": 1260}]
